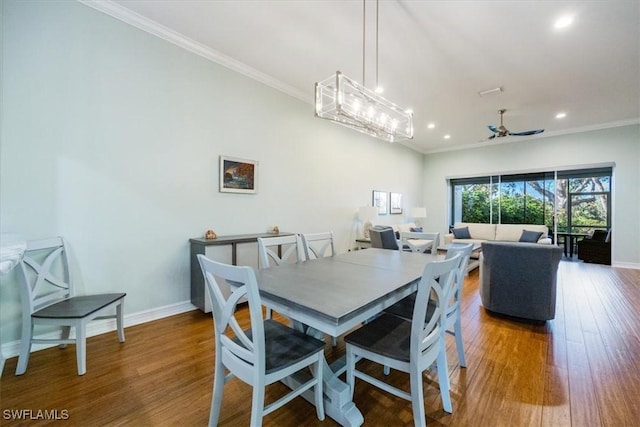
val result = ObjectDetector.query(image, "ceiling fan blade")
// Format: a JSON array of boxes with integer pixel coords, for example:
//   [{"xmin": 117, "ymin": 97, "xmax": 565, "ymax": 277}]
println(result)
[
  {"xmin": 488, "ymin": 125, "xmax": 499, "ymax": 133},
  {"xmin": 509, "ymin": 129, "xmax": 545, "ymax": 136},
  {"xmin": 487, "ymin": 134, "xmax": 496, "ymax": 140}
]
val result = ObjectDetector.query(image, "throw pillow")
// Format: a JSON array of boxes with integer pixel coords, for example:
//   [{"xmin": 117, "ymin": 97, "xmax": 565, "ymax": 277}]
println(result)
[
  {"xmin": 452, "ymin": 226, "xmax": 471, "ymax": 239},
  {"xmin": 519, "ymin": 229, "xmax": 543, "ymax": 243},
  {"xmin": 410, "ymin": 227, "xmax": 423, "ymax": 232}
]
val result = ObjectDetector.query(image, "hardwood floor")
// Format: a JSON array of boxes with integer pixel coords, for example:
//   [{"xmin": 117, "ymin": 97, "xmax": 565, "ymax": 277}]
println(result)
[{"xmin": 2, "ymin": 260, "xmax": 639, "ymax": 426}]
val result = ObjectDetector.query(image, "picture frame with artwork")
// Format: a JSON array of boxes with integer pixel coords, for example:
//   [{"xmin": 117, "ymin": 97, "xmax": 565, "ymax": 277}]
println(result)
[
  {"xmin": 390, "ymin": 192, "xmax": 402, "ymax": 214},
  {"xmin": 373, "ymin": 190, "xmax": 388, "ymax": 215},
  {"xmin": 220, "ymin": 156, "xmax": 258, "ymax": 194}
]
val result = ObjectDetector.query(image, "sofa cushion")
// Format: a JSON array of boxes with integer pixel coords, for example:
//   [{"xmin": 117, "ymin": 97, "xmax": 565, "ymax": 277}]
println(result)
[
  {"xmin": 519, "ymin": 230, "xmax": 543, "ymax": 243},
  {"xmin": 410, "ymin": 227, "xmax": 423, "ymax": 232},
  {"xmin": 452, "ymin": 226, "xmax": 471, "ymax": 239},
  {"xmin": 495, "ymin": 224, "xmax": 548, "ymax": 242},
  {"xmin": 458, "ymin": 223, "xmax": 496, "ymax": 241}
]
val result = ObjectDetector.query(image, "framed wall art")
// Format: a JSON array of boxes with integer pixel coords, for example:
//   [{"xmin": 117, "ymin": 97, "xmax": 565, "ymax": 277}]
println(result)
[
  {"xmin": 219, "ymin": 156, "xmax": 258, "ymax": 194},
  {"xmin": 390, "ymin": 192, "xmax": 403, "ymax": 214},
  {"xmin": 372, "ymin": 190, "xmax": 387, "ymax": 215}
]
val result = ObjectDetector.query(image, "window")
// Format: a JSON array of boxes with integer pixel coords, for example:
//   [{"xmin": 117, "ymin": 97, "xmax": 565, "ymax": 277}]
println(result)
[{"xmin": 450, "ymin": 167, "xmax": 612, "ymax": 233}]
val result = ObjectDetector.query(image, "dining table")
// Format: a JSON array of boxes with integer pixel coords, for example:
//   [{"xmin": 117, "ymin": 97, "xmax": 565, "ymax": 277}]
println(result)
[
  {"xmin": 255, "ymin": 248, "xmax": 437, "ymax": 427},
  {"xmin": 555, "ymin": 231, "xmax": 589, "ymax": 257}
]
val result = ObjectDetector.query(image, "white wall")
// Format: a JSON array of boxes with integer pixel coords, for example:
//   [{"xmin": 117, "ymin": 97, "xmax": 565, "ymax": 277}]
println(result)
[
  {"xmin": 0, "ymin": 1, "xmax": 424, "ymax": 347},
  {"xmin": 422, "ymin": 125, "xmax": 640, "ymax": 267}
]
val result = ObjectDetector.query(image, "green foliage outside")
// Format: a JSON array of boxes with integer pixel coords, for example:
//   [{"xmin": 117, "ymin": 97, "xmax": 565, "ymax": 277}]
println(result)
[{"xmin": 456, "ymin": 177, "xmax": 609, "ymax": 233}]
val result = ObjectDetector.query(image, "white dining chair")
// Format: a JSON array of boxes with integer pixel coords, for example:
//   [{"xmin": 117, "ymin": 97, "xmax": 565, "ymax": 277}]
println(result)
[
  {"xmin": 301, "ymin": 232, "xmax": 335, "ymax": 260},
  {"xmin": 345, "ymin": 254, "xmax": 462, "ymax": 427},
  {"xmin": 16, "ymin": 237, "xmax": 126, "ymax": 376},
  {"xmin": 197, "ymin": 255, "xmax": 325, "ymax": 426},
  {"xmin": 399, "ymin": 231, "xmax": 440, "ymax": 254},
  {"xmin": 385, "ymin": 243, "xmax": 474, "ymax": 369},
  {"xmin": 301, "ymin": 231, "xmax": 338, "ymax": 346},
  {"xmin": 257, "ymin": 234, "xmax": 304, "ymax": 319}
]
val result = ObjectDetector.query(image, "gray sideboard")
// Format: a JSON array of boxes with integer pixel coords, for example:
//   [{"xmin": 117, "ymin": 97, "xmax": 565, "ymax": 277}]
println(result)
[{"xmin": 189, "ymin": 232, "xmax": 293, "ymax": 312}]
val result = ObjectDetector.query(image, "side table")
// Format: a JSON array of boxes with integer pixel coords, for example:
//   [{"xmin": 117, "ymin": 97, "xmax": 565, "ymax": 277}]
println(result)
[{"xmin": 190, "ymin": 232, "xmax": 293, "ymax": 312}]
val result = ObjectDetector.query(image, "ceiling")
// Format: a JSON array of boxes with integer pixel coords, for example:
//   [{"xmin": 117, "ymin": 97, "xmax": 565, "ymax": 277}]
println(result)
[{"xmin": 101, "ymin": 0, "xmax": 639, "ymax": 154}]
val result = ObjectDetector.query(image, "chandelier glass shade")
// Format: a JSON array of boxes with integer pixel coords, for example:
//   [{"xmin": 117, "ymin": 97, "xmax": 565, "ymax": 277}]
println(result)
[{"xmin": 314, "ymin": 71, "xmax": 413, "ymax": 143}]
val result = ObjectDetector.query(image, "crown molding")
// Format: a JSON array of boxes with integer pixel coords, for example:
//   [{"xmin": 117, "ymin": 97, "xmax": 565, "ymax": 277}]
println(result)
[
  {"xmin": 78, "ymin": 0, "xmax": 311, "ymax": 104},
  {"xmin": 422, "ymin": 118, "xmax": 640, "ymax": 155}
]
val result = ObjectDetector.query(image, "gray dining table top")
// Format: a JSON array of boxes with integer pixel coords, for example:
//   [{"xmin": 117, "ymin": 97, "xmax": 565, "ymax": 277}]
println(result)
[{"xmin": 256, "ymin": 248, "xmax": 436, "ymax": 334}]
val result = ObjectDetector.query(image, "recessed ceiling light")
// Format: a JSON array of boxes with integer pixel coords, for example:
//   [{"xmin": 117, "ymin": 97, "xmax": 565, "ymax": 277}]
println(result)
[
  {"xmin": 554, "ymin": 14, "xmax": 574, "ymax": 29},
  {"xmin": 444, "ymin": 134, "xmax": 451, "ymax": 139},
  {"xmin": 555, "ymin": 112, "xmax": 567, "ymax": 119},
  {"xmin": 427, "ymin": 123, "xmax": 435, "ymax": 129}
]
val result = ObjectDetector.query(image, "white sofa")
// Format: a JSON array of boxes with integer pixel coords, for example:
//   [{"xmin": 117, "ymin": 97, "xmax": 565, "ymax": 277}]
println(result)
[{"xmin": 444, "ymin": 222, "xmax": 552, "ymax": 245}]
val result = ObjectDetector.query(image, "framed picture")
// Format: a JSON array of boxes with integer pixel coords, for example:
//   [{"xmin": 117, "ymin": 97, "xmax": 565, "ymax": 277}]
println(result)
[
  {"xmin": 219, "ymin": 156, "xmax": 258, "ymax": 194},
  {"xmin": 373, "ymin": 190, "xmax": 387, "ymax": 215},
  {"xmin": 390, "ymin": 192, "xmax": 403, "ymax": 214}
]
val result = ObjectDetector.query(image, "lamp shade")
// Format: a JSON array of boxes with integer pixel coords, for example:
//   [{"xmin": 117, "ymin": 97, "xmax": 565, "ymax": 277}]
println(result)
[
  {"xmin": 358, "ymin": 206, "xmax": 378, "ymax": 222},
  {"xmin": 411, "ymin": 207, "xmax": 427, "ymax": 218}
]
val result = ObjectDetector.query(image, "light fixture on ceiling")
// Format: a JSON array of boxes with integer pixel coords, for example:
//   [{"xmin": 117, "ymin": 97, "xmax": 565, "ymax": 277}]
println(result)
[
  {"xmin": 554, "ymin": 14, "xmax": 574, "ymax": 29},
  {"xmin": 555, "ymin": 112, "xmax": 567, "ymax": 119},
  {"xmin": 314, "ymin": 0, "xmax": 413, "ymax": 143},
  {"xmin": 478, "ymin": 87, "xmax": 503, "ymax": 97}
]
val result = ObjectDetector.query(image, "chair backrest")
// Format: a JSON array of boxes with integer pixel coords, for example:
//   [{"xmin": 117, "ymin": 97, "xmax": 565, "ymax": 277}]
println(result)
[
  {"xmin": 197, "ymin": 254, "xmax": 266, "ymax": 379},
  {"xmin": 443, "ymin": 243, "xmax": 474, "ymax": 318},
  {"xmin": 369, "ymin": 226, "xmax": 399, "ymax": 250},
  {"xmin": 301, "ymin": 232, "xmax": 335, "ymax": 260},
  {"xmin": 257, "ymin": 235, "xmax": 304, "ymax": 268},
  {"xmin": 18, "ymin": 237, "xmax": 72, "ymax": 317},
  {"xmin": 399, "ymin": 231, "xmax": 440, "ymax": 253},
  {"xmin": 410, "ymin": 254, "xmax": 462, "ymax": 361}
]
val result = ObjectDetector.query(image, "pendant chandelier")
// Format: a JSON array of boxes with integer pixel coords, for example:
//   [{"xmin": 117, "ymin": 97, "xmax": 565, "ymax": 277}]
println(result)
[{"xmin": 314, "ymin": 0, "xmax": 413, "ymax": 143}]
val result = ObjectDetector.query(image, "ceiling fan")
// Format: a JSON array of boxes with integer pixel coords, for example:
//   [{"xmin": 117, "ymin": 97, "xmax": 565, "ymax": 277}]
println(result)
[{"xmin": 487, "ymin": 109, "xmax": 544, "ymax": 139}]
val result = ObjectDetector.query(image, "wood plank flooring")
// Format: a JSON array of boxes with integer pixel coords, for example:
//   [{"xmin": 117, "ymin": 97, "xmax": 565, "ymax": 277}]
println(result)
[{"xmin": 2, "ymin": 260, "xmax": 639, "ymax": 426}]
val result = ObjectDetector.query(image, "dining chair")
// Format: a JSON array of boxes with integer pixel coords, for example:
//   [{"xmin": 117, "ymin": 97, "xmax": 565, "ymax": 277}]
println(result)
[
  {"xmin": 399, "ymin": 231, "xmax": 440, "ymax": 254},
  {"xmin": 15, "ymin": 237, "xmax": 126, "ymax": 376},
  {"xmin": 301, "ymin": 231, "xmax": 338, "ymax": 346},
  {"xmin": 385, "ymin": 243, "xmax": 474, "ymax": 368},
  {"xmin": 301, "ymin": 232, "xmax": 335, "ymax": 260},
  {"xmin": 257, "ymin": 234, "xmax": 304, "ymax": 319},
  {"xmin": 197, "ymin": 255, "xmax": 325, "ymax": 426},
  {"xmin": 345, "ymin": 254, "xmax": 462, "ymax": 427}
]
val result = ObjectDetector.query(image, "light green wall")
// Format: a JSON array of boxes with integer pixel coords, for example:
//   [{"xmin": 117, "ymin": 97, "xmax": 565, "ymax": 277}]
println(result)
[
  {"xmin": 0, "ymin": 1, "xmax": 424, "ymax": 345},
  {"xmin": 422, "ymin": 125, "xmax": 640, "ymax": 267}
]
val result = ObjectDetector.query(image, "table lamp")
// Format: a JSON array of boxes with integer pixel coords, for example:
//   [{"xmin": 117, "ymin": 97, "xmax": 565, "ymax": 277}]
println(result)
[
  {"xmin": 411, "ymin": 207, "xmax": 427, "ymax": 228},
  {"xmin": 358, "ymin": 206, "xmax": 378, "ymax": 239}
]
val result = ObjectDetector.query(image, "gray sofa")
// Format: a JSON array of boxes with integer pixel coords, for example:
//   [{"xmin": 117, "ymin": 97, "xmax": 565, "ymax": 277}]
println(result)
[{"xmin": 479, "ymin": 241, "xmax": 563, "ymax": 321}]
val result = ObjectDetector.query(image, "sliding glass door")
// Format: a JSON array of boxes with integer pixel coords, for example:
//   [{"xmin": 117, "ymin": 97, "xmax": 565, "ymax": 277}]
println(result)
[{"xmin": 450, "ymin": 167, "xmax": 612, "ymax": 233}]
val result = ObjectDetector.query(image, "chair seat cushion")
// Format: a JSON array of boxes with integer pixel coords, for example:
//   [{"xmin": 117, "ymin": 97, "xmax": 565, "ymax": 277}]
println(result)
[
  {"xmin": 33, "ymin": 293, "xmax": 126, "ymax": 319},
  {"xmin": 344, "ymin": 314, "xmax": 412, "ymax": 362},
  {"xmin": 241, "ymin": 320, "xmax": 325, "ymax": 374}
]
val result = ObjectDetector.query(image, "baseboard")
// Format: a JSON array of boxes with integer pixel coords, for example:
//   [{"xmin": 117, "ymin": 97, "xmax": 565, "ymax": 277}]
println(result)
[
  {"xmin": 0, "ymin": 300, "xmax": 198, "ymax": 377},
  {"xmin": 612, "ymin": 261, "xmax": 640, "ymax": 269}
]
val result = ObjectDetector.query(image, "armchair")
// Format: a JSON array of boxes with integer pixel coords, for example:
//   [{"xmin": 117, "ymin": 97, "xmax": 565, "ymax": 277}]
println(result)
[{"xmin": 577, "ymin": 229, "xmax": 611, "ymax": 265}]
